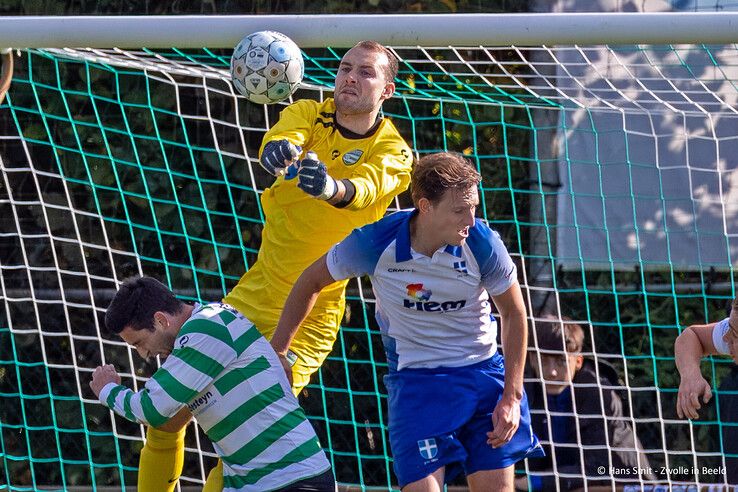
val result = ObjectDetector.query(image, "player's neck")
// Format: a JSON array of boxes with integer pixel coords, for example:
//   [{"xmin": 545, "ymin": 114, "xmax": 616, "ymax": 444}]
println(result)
[
  {"xmin": 409, "ymin": 215, "xmax": 444, "ymax": 257},
  {"xmin": 335, "ymin": 109, "xmax": 380, "ymax": 136},
  {"xmin": 169, "ymin": 304, "xmax": 195, "ymax": 336}
]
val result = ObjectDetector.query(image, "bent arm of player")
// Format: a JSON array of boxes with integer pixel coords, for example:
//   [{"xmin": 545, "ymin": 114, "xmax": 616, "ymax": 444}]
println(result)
[
  {"xmin": 270, "ymin": 254, "xmax": 337, "ymax": 373},
  {"xmin": 296, "ymin": 151, "xmax": 365, "ymax": 208},
  {"xmin": 298, "ymin": 139, "xmax": 412, "ymax": 209},
  {"xmin": 675, "ymin": 323, "xmax": 718, "ymax": 419},
  {"xmin": 156, "ymin": 407, "xmax": 193, "ymax": 432},
  {"xmin": 93, "ymin": 329, "xmax": 235, "ymax": 427},
  {"xmin": 487, "ymin": 282, "xmax": 527, "ymax": 448},
  {"xmin": 271, "ymin": 222, "xmax": 377, "ymax": 371},
  {"xmin": 93, "ymin": 371, "xmax": 193, "ymax": 428}
]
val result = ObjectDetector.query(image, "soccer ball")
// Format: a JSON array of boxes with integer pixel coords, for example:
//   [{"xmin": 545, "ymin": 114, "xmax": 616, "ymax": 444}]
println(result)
[{"xmin": 230, "ymin": 31, "xmax": 304, "ymax": 105}]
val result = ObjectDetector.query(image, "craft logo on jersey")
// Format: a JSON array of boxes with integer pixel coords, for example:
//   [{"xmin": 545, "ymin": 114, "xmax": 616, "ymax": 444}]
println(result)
[
  {"xmin": 403, "ymin": 283, "xmax": 466, "ymax": 313},
  {"xmin": 178, "ymin": 335, "xmax": 189, "ymax": 347},
  {"xmin": 418, "ymin": 438, "xmax": 438, "ymax": 460},
  {"xmin": 343, "ymin": 149, "xmax": 363, "ymax": 165}
]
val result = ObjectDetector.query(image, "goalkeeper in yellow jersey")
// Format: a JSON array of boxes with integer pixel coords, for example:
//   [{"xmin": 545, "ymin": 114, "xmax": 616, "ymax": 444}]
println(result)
[{"xmin": 139, "ymin": 40, "xmax": 413, "ymax": 491}]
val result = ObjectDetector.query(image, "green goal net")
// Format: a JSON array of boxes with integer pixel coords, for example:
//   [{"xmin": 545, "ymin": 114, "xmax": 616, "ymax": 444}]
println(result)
[{"xmin": 1, "ymin": 39, "xmax": 737, "ymax": 490}]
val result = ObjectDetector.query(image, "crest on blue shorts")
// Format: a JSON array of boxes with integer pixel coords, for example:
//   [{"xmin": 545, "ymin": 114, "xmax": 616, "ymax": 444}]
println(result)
[{"xmin": 417, "ymin": 438, "xmax": 438, "ymax": 460}]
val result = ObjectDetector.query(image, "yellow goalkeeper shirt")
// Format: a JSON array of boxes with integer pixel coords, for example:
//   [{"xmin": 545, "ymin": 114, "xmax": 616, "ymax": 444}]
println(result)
[{"xmin": 224, "ymin": 98, "xmax": 412, "ymax": 370}]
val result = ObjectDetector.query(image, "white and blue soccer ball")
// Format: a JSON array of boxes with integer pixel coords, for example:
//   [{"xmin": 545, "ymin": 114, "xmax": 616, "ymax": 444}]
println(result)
[{"xmin": 230, "ymin": 30, "xmax": 304, "ymax": 105}]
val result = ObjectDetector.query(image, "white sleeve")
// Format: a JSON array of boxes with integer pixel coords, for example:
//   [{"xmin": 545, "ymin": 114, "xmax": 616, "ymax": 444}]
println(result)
[
  {"xmin": 325, "ymin": 224, "xmax": 386, "ymax": 281},
  {"xmin": 465, "ymin": 220, "xmax": 518, "ymax": 297},
  {"xmin": 712, "ymin": 318, "xmax": 731, "ymax": 355}
]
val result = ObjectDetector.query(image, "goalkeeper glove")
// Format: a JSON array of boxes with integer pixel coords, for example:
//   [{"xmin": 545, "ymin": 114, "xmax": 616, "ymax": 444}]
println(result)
[
  {"xmin": 297, "ymin": 152, "xmax": 338, "ymax": 200},
  {"xmin": 260, "ymin": 140, "xmax": 301, "ymax": 176}
]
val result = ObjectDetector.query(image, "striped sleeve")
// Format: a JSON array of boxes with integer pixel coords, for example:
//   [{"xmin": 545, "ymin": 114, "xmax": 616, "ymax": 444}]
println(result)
[
  {"xmin": 98, "ymin": 319, "xmax": 240, "ymax": 427},
  {"xmin": 98, "ymin": 378, "xmax": 183, "ymax": 428}
]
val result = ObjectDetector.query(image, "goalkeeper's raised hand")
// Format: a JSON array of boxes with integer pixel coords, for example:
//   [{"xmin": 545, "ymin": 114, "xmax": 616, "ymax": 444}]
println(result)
[
  {"xmin": 260, "ymin": 139, "xmax": 301, "ymax": 176},
  {"xmin": 297, "ymin": 152, "xmax": 338, "ymax": 201}
]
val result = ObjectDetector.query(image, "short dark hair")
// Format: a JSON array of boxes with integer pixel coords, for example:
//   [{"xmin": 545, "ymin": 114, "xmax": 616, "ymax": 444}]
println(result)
[
  {"xmin": 411, "ymin": 152, "xmax": 482, "ymax": 206},
  {"xmin": 353, "ymin": 40, "xmax": 399, "ymax": 82},
  {"xmin": 105, "ymin": 276, "xmax": 184, "ymax": 334},
  {"xmin": 532, "ymin": 315, "xmax": 585, "ymax": 353}
]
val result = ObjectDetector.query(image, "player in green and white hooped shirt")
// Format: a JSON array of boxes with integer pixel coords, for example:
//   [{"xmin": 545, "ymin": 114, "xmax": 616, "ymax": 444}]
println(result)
[{"xmin": 90, "ymin": 276, "xmax": 335, "ymax": 492}]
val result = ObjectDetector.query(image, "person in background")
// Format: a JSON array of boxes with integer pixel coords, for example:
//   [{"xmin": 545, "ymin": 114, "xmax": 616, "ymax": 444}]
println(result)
[
  {"xmin": 520, "ymin": 315, "xmax": 654, "ymax": 491},
  {"xmin": 675, "ymin": 296, "xmax": 738, "ymax": 484}
]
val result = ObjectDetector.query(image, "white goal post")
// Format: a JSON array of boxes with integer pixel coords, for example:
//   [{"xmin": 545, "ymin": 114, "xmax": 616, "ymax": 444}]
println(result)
[{"xmin": 0, "ymin": 12, "xmax": 737, "ymax": 48}]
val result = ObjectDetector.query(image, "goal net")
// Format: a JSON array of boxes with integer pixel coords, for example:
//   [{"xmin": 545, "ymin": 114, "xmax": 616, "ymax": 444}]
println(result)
[{"xmin": 1, "ymin": 14, "xmax": 736, "ymax": 490}]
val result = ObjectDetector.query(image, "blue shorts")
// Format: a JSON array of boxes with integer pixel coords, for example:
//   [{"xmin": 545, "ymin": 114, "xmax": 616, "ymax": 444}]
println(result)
[{"xmin": 384, "ymin": 353, "xmax": 544, "ymax": 487}]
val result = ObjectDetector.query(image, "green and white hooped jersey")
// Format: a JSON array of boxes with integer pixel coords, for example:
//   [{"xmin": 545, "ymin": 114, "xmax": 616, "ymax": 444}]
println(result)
[{"xmin": 99, "ymin": 303, "xmax": 331, "ymax": 491}]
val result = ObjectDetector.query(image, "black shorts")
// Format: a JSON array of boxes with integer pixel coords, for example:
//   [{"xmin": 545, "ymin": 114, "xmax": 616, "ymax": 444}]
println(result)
[{"xmin": 275, "ymin": 468, "xmax": 336, "ymax": 492}]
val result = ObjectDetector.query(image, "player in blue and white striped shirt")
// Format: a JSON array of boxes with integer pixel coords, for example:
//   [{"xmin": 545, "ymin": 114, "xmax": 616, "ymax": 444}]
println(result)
[{"xmin": 271, "ymin": 152, "xmax": 543, "ymax": 491}]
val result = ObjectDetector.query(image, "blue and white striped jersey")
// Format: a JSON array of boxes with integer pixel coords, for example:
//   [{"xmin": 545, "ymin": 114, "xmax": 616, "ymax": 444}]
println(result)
[{"xmin": 326, "ymin": 210, "xmax": 517, "ymax": 371}]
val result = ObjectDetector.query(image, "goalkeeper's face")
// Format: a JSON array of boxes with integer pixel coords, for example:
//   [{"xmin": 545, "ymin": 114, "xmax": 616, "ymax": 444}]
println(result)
[{"xmin": 334, "ymin": 47, "xmax": 395, "ymax": 116}]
